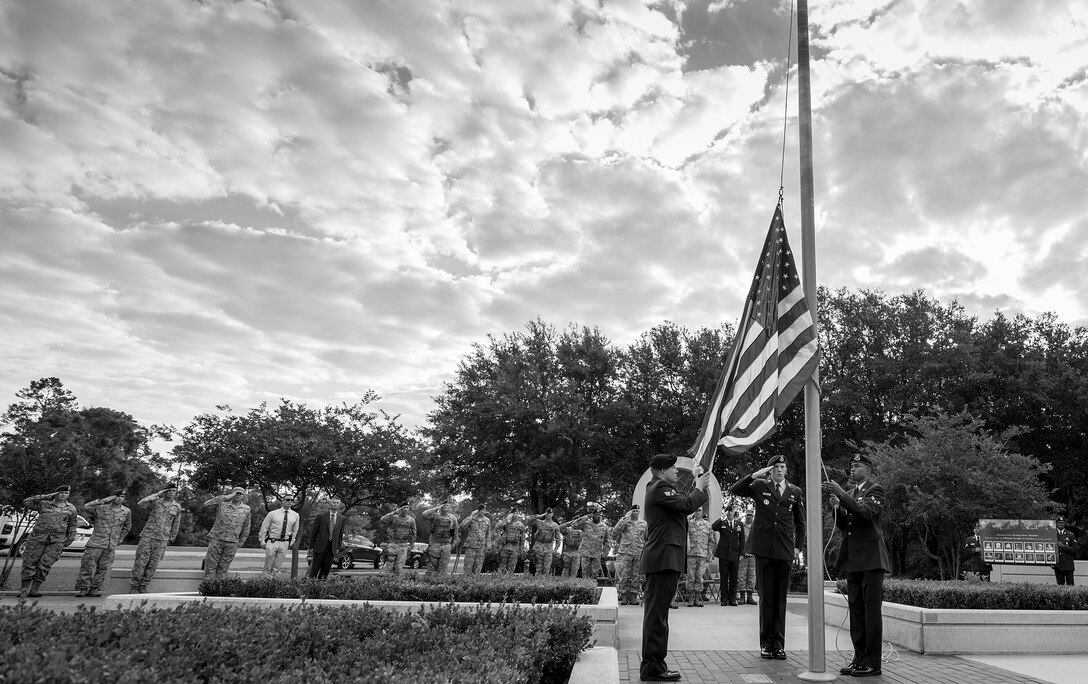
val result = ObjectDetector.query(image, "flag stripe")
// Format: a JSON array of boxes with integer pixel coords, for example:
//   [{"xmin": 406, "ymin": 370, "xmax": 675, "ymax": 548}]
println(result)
[{"xmin": 688, "ymin": 206, "xmax": 820, "ymax": 470}]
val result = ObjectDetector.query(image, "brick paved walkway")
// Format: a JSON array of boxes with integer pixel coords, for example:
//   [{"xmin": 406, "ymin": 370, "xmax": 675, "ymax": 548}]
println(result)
[{"xmin": 619, "ymin": 649, "xmax": 1053, "ymax": 683}]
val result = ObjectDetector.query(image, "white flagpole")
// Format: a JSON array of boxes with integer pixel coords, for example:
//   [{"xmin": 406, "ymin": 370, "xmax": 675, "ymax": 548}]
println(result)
[{"xmin": 795, "ymin": 0, "xmax": 833, "ymax": 681}]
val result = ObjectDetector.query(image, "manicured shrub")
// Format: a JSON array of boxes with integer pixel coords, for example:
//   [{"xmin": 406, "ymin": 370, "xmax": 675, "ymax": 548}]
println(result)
[
  {"xmin": 833, "ymin": 578, "xmax": 1088, "ymax": 610},
  {"xmin": 200, "ymin": 572, "xmax": 601, "ymax": 605},
  {"xmin": 0, "ymin": 601, "xmax": 592, "ymax": 684}
]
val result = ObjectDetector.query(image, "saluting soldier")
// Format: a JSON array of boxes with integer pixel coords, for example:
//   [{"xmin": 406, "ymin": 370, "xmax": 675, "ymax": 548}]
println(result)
[
  {"xmin": 684, "ymin": 511, "xmax": 714, "ymax": 607},
  {"xmin": 131, "ymin": 483, "xmax": 183, "ymax": 593},
  {"xmin": 612, "ymin": 505, "xmax": 647, "ymax": 605},
  {"xmin": 529, "ymin": 508, "xmax": 561, "ymax": 575},
  {"xmin": 824, "ymin": 453, "xmax": 891, "ymax": 678},
  {"xmin": 730, "ymin": 454, "xmax": 806, "ymax": 661},
  {"xmin": 19, "ymin": 485, "xmax": 78, "ymax": 598},
  {"xmin": 573, "ymin": 504, "xmax": 610, "ymax": 582},
  {"xmin": 495, "ymin": 506, "xmax": 527, "ymax": 573},
  {"xmin": 381, "ymin": 502, "xmax": 417, "ymax": 575},
  {"xmin": 202, "ymin": 485, "xmax": 252, "ymax": 580},
  {"xmin": 559, "ymin": 520, "xmax": 583, "ymax": 577},
  {"xmin": 76, "ymin": 489, "xmax": 132, "ymax": 597},
  {"xmin": 422, "ymin": 501, "xmax": 459, "ymax": 575},
  {"xmin": 1055, "ymin": 516, "xmax": 1079, "ymax": 586},
  {"xmin": 458, "ymin": 504, "xmax": 491, "ymax": 575}
]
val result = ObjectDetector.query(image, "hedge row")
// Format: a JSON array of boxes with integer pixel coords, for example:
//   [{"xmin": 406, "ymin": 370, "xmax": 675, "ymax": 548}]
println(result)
[
  {"xmin": 834, "ymin": 578, "xmax": 1088, "ymax": 610},
  {"xmin": 200, "ymin": 572, "xmax": 601, "ymax": 605},
  {"xmin": 0, "ymin": 601, "xmax": 592, "ymax": 684}
]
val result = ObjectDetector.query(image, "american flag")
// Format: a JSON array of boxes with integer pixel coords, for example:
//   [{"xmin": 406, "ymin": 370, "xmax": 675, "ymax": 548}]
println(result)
[{"xmin": 689, "ymin": 205, "xmax": 819, "ymax": 471}]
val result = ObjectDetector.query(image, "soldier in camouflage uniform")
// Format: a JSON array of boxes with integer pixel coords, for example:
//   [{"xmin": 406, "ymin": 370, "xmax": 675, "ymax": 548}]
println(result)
[
  {"xmin": 422, "ymin": 501, "xmax": 458, "ymax": 575},
  {"xmin": 685, "ymin": 510, "xmax": 714, "ymax": 606},
  {"xmin": 131, "ymin": 483, "xmax": 183, "ymax": 593},
  {"xmin": 559, "ymin": 521, "xmax": 583, "ymax": 577},
  {"xmin": 458, "ymin": 504, "xmax": 491, "ymax": 575},
  {"xmin": 529, "ymin": 508, "xmax": 560, "ymax": 575},
  {"xmin": 494, "ymin": 507, "xmax": 526, "ymax": 573},
  {"xmin": 380, "ymin": 502, "xmax": 416, "ymax": 575},
  {"xmin": 76, "ymin": 489, "xmax": 132, "ymax": 597},
  {"xmin": 574, "ymin": 505, "xmax": 610, "ymax": 582},
  {"xmin": 202, "ymin": 486, "xmax": 252, "ymax": 580},
  {"xmin": 19, "ymin": 485, "xmax": 78, "ymax": 598},
  {"xmin": 611, "ymin": 505, "xmax": 648, "ymax": 605}
]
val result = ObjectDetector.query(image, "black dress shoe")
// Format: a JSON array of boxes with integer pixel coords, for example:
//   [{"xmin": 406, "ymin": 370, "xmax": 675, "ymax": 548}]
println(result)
[
  {"xmin": 760, "ymin": 648, "xmax": 775, "ymax": 659},
  {"xmin": 773, "ymin": 649, "xmax": 787, "ymax": 660},
  {"xmin": 839, "ymin": 662, "xmax": 860, "ymax": 675},
  {"xmin": 851, "ymin": 665, "xmax": 882, "ymax": 677},
  {"xmin": 640, "ymin": 670, "xmax": 682, "ymax": 681}
]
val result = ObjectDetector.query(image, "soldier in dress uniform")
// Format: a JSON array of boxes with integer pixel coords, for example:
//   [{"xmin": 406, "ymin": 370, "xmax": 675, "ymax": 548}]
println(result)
[
  {"xmin": 381, "ymin": 502, "xmax": 417, "ymax": 575},
  {"xmin": 559, "ymin": 519, "xmax": 583, "ymax": 577},
  {"xmin": 684, "ymin": 511, "xmax": 713, "ymax": 607},
  {"xmin": 76, "ymin": 489, "xmax": 132, "ymax": 597},
  {"xmin": 712, "ymin": 509, "xmax": 745, "ymax": 606},
  {"xmin": 422, "ymin": 501, "xmax": 459, "ymax": 575},
  {"xmin": 612, "ymin": 505, "xmax": 648, "ymax": 605},
  {"xmin": 529, "ymin": 508, "xmax": 561, "ymax": 575},
  {"xmin": 823, "ymin": 453, "xmax": 891, "ymax": 678},
  {"xmin": 960, "ymin": 521, "xmax": 991, "ymax": 581},
  {"xmin": 573, "ymin": 504, "xmax": 610, "ymax": 582},
  {"xmin": 202, "ymin": 485, "xmax": 252, "ymax": 580},
  {"xmin": 458, "ymin": 504, "xmax": 490, "ymax": 575},
  {"xmin": 1055, "ymin": 516, "xmax": 1079, "ymax": 585},
  {"xmin": 495, "ymin": 506, "xmax": 526, "ymax": 573},
  {"xmin": 730, "ymin": 454, "xmax": 805, "ymax": 661},
  {"xmin": 131, "ymin": 483, "xmax": 182, "ymax": 593},
  {"xmin": 19, "ymin": 485, "xmax": 78, "ymax": 598}
]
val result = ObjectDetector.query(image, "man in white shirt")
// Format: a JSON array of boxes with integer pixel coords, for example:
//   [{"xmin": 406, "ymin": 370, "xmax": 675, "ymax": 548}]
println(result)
[{"xmin": 259, "ymin": 495, "xmax": 299, "ymax": 575}]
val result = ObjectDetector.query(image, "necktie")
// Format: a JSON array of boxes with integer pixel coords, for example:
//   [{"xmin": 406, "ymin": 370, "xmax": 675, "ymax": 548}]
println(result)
[
  {"xmin": 777, "ymin": 483, "xmax": 784, "ymax": 498},
  {"xmin": 279, "ymin": 510, "xmax": 288, "ymax": 540},
  {"xmin": 330, "ymin": 512, "xmax": 336, "ymax": 530}
]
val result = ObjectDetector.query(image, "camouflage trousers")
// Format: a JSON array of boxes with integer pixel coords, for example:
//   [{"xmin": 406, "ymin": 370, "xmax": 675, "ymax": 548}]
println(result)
[
  {"xmin": 738, "ymin": 554, "xmax": 757, "ymax": 592},
  {"xmin": 498, "ymin": 544, "xmax": 520, "ymax": 573},
  {"xmin": 131, "ymin": 537, "xmax": 168, "ymax": 590},
  {"xmin": 579, "ymin": 555, "xmax": 601, "ymax": 581},
  {"xmin": 615, "ymin": 553, "xmax": 643, "ymax": 596},
  {"xmin": 427, "ymin": 542, "xmax": 452, "ymax": 575},
  {"xmin": 20, "ymin": 538, "xmax": 65, "ymax": 585},
  {"xmin": 561, "ymin": 551, "xmax": 580, "ymax": 576},
  {"xmin": 686, "ymin": 555, "xmax": 708, "ymax": 597},
  {"xmin": 76, "ymin": 547, "xmax": 116, "ymax": 592},
  {"xmin": 204, "ymin": 539, "xmax": 239, "ymax": 580},
  {"xmin": 530, "ymin": 542, "xmax": 554, "ymax": 575},
  {"xmin": 385, "ymin": 542, "xmax": 410, "ymax": 575},
  {"xmin": 462, "ymin": 546, "xmax": 486, "ymax": 574}
]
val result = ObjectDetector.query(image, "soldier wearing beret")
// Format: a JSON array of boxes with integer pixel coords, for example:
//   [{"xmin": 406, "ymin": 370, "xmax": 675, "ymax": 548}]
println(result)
[
  {"xmin": 131, "ymin": 482, "xmax": 183, "ymax": 593},
  {"xmin": 381, "ymin": 501, "xmax": 417, "ymax": 575},
  {"xmin": 639, "ymin": 453, "xmax": 710, "ymax": 682},
  {"xmin": 19, "ymin": 485, "xmax": 78, "ymax": 598},
  {"xmin": 730, "ymin": 454, "xmax": 806, "ymax": 661},
  {"xmin": 823, "ymin": 453, "xmax": 891, "ymax": 678},
  {"xmin": 1055, "ymin": 516, "xmax": 1079, "ymax": 586},
  {"xmin": 76, "ymin": 489, "xmax": 132, "ymax": 597}
]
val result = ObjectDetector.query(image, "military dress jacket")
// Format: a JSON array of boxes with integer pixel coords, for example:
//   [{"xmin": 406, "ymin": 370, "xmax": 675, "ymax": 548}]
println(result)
[
  {"xmin": 831, "ymin": 480, "xmax": 891, "ymax": 573},
  {"xmin": 640, "ymin": 476, "xmax": 708, "ymax": 575},
  {"xmin": 1056, "ymin": 529, "xmax": 1079, "ymax": 571},
  {"xmin": 730, "ymin": 475, "xmax": 805, "ymax": 561},
  {"xmin": 961, "ymin": 534, "xmax": 992, "ymax": 574},
  {"xmin": 711, "ymin": 518, "xmax": 745, "ymax": 561}
]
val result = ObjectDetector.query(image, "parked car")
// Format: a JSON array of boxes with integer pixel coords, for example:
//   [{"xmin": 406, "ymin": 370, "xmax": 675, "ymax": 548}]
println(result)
[
  {"xmin": 0, "ymin": 510, "xmax": 93, "ymax": 556},
  {"xmin": 335, "ymin": 535, "xmax": 386, "ymax": 569},
  {"xmin": 407, "ymin": 542, "xmax": 428, "ymax": 568}
]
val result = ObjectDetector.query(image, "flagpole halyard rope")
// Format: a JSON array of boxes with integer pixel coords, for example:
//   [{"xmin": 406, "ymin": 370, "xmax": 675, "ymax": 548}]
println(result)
[{"xmin": 779, "ymin": 0, "xmax": 796, "ymax": 206}]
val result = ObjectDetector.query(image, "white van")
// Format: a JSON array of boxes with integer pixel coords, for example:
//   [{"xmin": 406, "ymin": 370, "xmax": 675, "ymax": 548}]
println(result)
[{"xmin": 0, "ymin": 510, "xmax": 94, "ymax": 556}]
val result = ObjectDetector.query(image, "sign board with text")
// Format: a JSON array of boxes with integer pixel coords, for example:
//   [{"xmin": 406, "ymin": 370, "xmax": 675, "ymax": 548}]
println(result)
[{"xmin": 979, "ymin": 519, "xmax": 1057, "ymax": 565}]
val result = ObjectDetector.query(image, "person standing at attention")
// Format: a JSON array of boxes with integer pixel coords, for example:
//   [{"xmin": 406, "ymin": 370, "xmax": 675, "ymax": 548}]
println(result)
[
  {"xmin": 258, "ymin": 494, "xmax": 299, "ymax": 575},
  {"xmin": 307, "ymin": 497, "xmax": 345, "ymax": 580},
  {"xmin": 824, "ymin": 453, "xmax": 891, "ymax": 678},
  {"xmin": 639, "ymin": 453, "xmax": 710, "ymax": 682},
  {"xmin": 729, "ymin": 454, "xmax": 805, "ymax": 661}
]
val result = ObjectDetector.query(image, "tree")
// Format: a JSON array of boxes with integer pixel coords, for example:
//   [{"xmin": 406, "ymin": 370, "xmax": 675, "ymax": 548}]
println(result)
[{"xmin": 860, "ymin": 411, "xmax": 1053, "ymax": 578}]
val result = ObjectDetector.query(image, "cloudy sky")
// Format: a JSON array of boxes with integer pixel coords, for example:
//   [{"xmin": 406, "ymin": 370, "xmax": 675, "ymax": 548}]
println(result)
[{"xmin": 2, "ymin": 0, "xmax": 1086, "ymax": 439}]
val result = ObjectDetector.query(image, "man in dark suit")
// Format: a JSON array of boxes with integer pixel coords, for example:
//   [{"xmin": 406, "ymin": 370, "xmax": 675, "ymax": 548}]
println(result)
[
  {"xmin": 711, "ymin": 509, "xmax": 744, "ymax": 606},
  {"xmin": 307, "ymin": 497, "xmax": 345, "ymax": 579},
  {"xmin": 729, "ymin": 454, "xmax": 805, "ymax": 661},
  {"xmin": 823, "ymin": 453, "xmax": 891, "ymax": 678},
  {"xmin": 639, "ymin": 453, "xmax": 710, "ymax": 682}
]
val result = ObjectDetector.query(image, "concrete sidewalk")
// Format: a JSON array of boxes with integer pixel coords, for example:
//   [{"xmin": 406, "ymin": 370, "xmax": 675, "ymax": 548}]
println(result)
[{"xmin": 618, "ymin": 597, "xmax": 1087, "ymax": 683}]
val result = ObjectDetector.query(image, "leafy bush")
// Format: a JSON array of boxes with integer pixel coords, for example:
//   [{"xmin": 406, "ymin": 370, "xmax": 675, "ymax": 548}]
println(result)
[
  {"xmin": 201, "ymin": 572, "xmax": 602, "ymax": 605},
  {"xmin": 833, "ymin": 578, "xmax": 1088, "ymax": 610},
  {"xmin": 0, "ymin": 601, "xmax": 592, "ymax": 684}
]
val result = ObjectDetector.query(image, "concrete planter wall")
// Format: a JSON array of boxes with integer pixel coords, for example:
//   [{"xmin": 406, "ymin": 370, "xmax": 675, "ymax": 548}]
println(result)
[
  {"xmin": 823, "ymin": 590, "xmax": 1088, "ymax": 654},
  {"xmin": 109, "ymin": 586, "xmax": 619, "ymax": 649}
]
